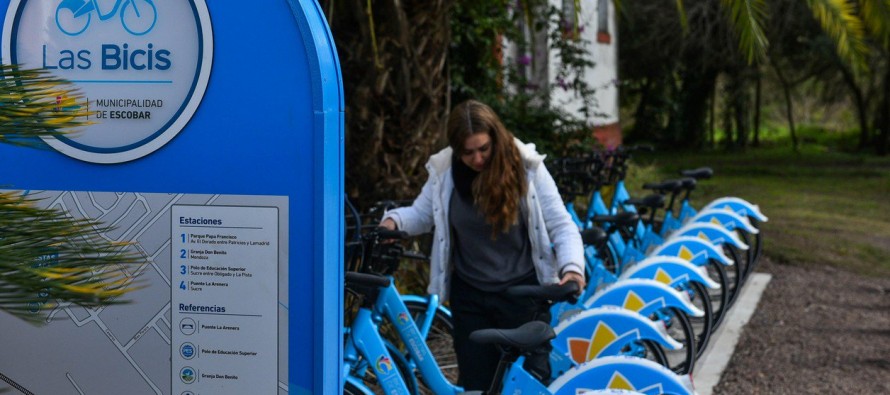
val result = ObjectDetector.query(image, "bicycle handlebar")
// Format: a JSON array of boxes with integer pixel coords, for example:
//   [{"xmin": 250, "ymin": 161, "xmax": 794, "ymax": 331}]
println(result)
[
  {"xmin": 373, "ymin": 227, "xmax": 407, "ymax": 240},
  {"xmin": 345, "ymin": 271, "xmax": 392, "ymax": 289},
  {"xmin": 504, "ymin": 282, "xmax": 580, "ymax": 305}
]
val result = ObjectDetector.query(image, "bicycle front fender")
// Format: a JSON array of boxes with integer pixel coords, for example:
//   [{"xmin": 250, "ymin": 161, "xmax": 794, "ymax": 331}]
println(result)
[
  {"xmin": 669, "ymin": 222, "xmax": 748, "ymax": 250},
  {"xmin": 552, "ymin": 306, "xmax": 683, "ymax": 364},
  {"xmin": 582, "ymin": 278, "xmax": 704, "ymax": 318},
  {"xmin": 619, "ymin": 256, "xmax": 720, "ymax": 290},
  {"xmin": 689, "ymin": 209, "xmax": 757, "ymax": 234},
  {"xmin": 702, "ymin": 197, "xmax": 768, "ymax": 222},
  {"xmin": 579, "ymin": 390, "xmax": 647, "ymax": 395},
  {"xmin": 548, "ymin": 356, "xmax": 695, "ymax": 395},
  {"xmin": 649, "ymin": 236, "xmax": 733, "ymax": 266}
]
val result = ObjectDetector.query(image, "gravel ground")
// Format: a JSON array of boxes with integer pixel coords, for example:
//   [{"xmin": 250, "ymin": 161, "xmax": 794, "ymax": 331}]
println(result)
[{"xmin": 713, "ymin": 257, "xmax": 890, "ymax": 394}]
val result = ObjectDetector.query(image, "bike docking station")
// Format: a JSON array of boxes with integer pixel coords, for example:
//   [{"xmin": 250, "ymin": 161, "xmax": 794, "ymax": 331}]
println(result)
[{"xmin": 0, "ymin": 1, "xmax": 343, "ymax": 394}]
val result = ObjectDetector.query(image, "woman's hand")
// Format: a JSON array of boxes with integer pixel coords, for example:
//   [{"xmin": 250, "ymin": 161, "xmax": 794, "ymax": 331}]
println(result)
[
  {"xmin": 559, "ymin": 271, "xmax": 586, "ymax": 295},
  {"xmin": 380, "ymin": 218, "xmax": 397, "ymax": 231}
]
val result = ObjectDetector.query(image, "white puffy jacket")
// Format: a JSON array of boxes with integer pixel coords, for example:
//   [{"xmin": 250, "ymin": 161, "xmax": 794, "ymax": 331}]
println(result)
[{"xmin": 382, "ymin": 138, "xmax": 584, "ymax": 300}]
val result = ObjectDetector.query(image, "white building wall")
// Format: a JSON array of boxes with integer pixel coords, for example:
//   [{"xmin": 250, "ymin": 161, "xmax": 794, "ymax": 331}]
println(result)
[{"xmin": 549, "ymin": 0, "xmax": 619, "ymax": 127}]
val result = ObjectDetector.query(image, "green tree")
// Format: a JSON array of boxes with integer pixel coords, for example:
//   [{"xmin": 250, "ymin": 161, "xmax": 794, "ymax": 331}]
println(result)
[
  {"xmin": 323, "ymin": 0, "xmax": 594, "ymax": 208},
  {"xmin": 0, "ymin": 65, "xmax": 138, "ymax": 324},
  {"xmin": 621, "ymin": 0, "xmax": 871, "ymax": 149},
  {"xmin": 322, "ymin": 0, "xmax": 453, "ymax": 208}
]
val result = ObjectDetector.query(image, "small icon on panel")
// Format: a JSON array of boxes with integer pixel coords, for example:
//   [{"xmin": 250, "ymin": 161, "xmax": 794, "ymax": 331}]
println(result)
[
  {"xmin": 180, "ymin": 318, "xmax": 197, "ymax": 335},
  {"xmin": 180, "ymin": 342, "xmax": 196, "ymax": 359},
  {"xmin": 180, "ymin": 366, "xmax": 196, "ymax": 384}
]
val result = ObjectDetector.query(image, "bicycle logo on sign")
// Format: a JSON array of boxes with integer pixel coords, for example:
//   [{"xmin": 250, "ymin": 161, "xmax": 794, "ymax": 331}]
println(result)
[{"xmin": 55, "ymin": 0, "xmax": 157, "ymax": 36}]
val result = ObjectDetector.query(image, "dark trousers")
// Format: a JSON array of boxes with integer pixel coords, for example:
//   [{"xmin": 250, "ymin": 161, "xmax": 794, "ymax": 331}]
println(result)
[{"xmin": 450, "ymin": 274, "xmax": 552, "ymax": 391}]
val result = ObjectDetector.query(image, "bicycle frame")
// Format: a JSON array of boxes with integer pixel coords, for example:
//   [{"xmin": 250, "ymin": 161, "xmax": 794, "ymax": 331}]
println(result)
[
  {"xmin": 611, "ymin": 180, "xmax": 751, "ymax": 254},
  {"xmin": 399, "ymin": 293, "xmax": 451, "ymax": 340},
  {"xmin": 584, "ymin": 186, "xmax": 732, "ymax": 274},
  {"xmin": 343, "ymin": 308, "xmax": 412, "ymax": 394},
  {"xmin": 373, "ymin": 280, "xmax": 463, "ymax": 394}
]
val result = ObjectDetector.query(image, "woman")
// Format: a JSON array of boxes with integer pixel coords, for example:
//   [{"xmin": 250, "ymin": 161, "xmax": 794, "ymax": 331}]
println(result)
[{"xmin": 380, "ymin": 100, "xmax": 585, "ymax": 390}]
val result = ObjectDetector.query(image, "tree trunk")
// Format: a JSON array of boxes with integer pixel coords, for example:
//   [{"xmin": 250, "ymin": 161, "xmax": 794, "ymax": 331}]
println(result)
[
  {"xmin": 632, "ymin": 78, "xmax": 658, "ymax": 136},
  {"xmin": 709, "ymin": 76, "xmax": 716, "ymax": 149},
  {"xmin": 724, "ymin": 67, "xmax": 751, "ymax": 150},
  {"xmin": 836, "ymin": 63, "xmax": 870, "ymax": 151},
  {"xmin": 753, "ymin": 68, "xmax": 762, "ymax": 147},
  {"xmin": 772, "ymin": 62, "xmax": 798, "ymax": 152},
  {"xmin": 878, "ymin": 63, "xmax": 890, "ymax": 156},
  {"xmin": 666, "ymin": 68, "xmax": 718, "ymax": 148}
]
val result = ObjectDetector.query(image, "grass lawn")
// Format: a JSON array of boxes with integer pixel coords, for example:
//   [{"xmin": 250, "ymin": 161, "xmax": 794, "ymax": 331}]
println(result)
[{"xmin": 630, "ymin": 147, "xmax": 890, "ymax": 277}]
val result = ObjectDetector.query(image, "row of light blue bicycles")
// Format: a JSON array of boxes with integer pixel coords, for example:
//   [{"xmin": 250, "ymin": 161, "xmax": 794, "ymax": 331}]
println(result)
[{"xmin": 342, "ymin": 145, "xmax": 767, "ymax": 394}]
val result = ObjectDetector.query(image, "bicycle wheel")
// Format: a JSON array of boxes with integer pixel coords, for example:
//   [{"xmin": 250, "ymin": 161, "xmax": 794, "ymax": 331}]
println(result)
[
  {"xmin": 655, "ymin": 307, "xmax": 696, "ymax": 375},
  {"xmin": 723, "ymin": 244, "xmax": 744, "ymax": 307},
  {"xmin": 600, "ymin": 240, "xmax": 620, "ymax": 275},
  {"xmin": 623, "ymin": 339, "xmax": 669, "ymax": 371},
  {"xmin": 705, "ymin": 260, "xmax": 730, "ymax": 331},
  {"xmin": 735, "ymin": 229, "xmax": 757, "ymax": 277},
  {"xmin": 684, "ymin": 281, "xmax": 713, "ymax": 359},
  {"xmin": 684, "ymin": 282, "xmax": 714, "ymax": 359},
  {"xmin": 749, "ymin": 218, "xmax": 763, "ymax": 272}
]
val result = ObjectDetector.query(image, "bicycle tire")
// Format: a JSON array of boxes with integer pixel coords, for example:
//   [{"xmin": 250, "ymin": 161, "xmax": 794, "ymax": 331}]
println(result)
[
  {"xmin": 705, "ymin": 260, "xmax": 730, "ymax": 331},
  {"xmin": 723, "ymin": 244, "xmax": 744, "ymax": 307},
  {"xmin": 626, "ymin": 339, "xmax": 669, "ymax": 371},
  {"xmin": 749, "ymin": 218, "xmax": 763, "ymax": 272},
  {"xmin": 735, "ymin": 229, "xmax": 757, "ymax": 277},
  {"xmin": 727, "ymin": 242, "xmax": 750, "ymax": 286},
  {"xmin": 685, "ymin": 280, "xmax": 713, "ymax": 359},
  {"xmin": 600, "ymin": 238, "xmax": 620, "ymax": 275},
  {"xmin": 657, "ymin": 307, "xmax": 696, "ymax": 375}
]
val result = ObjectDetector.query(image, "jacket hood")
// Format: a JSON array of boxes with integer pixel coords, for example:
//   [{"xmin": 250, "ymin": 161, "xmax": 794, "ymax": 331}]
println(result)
[{"xmin": 427, "ymin": 137, "xmax": 546, "ymax": 175}]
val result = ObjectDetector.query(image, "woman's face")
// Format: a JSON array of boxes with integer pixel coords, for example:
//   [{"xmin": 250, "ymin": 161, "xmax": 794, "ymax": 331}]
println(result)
[{"xmin": 459, "ymin": 132, "xmax": 492, "ymax": 172}]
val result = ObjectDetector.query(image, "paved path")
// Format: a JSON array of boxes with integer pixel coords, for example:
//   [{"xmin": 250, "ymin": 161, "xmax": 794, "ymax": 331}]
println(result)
[{"xmin": 692, "ymin": 273, "xmax": 772, "ymax": 395}]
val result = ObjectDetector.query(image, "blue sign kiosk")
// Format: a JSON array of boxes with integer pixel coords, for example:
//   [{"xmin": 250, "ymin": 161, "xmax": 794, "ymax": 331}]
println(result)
[{"xmin": 0, "ymin": 1, "xmax": 343, "ymax": 394}]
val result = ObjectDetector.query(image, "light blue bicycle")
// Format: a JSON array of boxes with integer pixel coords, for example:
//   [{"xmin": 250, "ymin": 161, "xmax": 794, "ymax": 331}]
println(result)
[{"xmin": 344, "ymin": 271, "xmax": 696, "ymax": 395}]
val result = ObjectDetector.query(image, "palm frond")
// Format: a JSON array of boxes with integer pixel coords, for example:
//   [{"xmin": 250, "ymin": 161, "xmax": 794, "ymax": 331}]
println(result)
[
  {"xmin": 807, "ymin": 0, "xmax": 869, "ymax": 72},
  {"xmin": 721, "ymin": 0, "xmax": 769, "ymax": 64},
  {"xmin": 674, "ymin": 0, "xmax": 688, "ymax": 35},
  {"xmin": 0, "ymin": 65, "xmax": 92, "ymax": 147},
  {"xmin": 0, "ymin": 67, "xmax": 137, "ymax": 324},
  {"xmin": 0, "ymin": 191, "xmax": 141, "ymax": 323},
  {"xmin": 861, "ymin": 0, "xmax": 890, "ymax": 49}
]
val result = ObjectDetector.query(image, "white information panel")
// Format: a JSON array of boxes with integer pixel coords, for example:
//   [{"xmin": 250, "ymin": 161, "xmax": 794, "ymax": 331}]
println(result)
[{"xmin": 171, "ymin": 205, "xmax": 279, "ymax": 394}]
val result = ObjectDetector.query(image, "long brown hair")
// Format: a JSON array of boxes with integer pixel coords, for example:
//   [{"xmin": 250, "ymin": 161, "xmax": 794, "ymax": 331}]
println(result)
[{"xmin": 447, "ymin": 100, "xmax": 527, "ymax": 236}]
